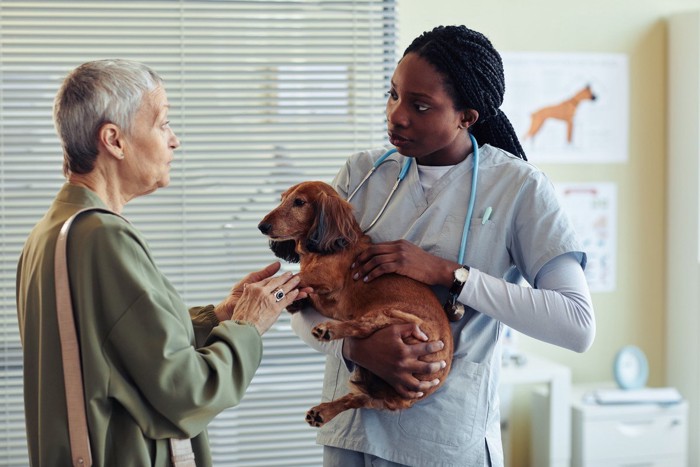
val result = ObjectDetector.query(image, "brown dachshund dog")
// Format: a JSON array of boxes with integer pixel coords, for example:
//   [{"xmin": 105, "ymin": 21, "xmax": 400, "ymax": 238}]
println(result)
[{"xmin": 258, "ymin": 180, "xmax": 453, "ymax": 427}]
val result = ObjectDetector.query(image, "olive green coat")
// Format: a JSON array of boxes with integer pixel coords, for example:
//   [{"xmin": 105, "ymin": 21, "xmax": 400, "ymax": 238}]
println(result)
[{"xmin": 16, "ymin": 184, "xmax": 263, "ymax": 466}]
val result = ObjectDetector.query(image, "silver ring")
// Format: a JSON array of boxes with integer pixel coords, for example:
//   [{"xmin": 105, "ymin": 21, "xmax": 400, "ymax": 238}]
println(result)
[{"xmin": 274, "ymin": 288, "xmax": 285, "ymax": 302}]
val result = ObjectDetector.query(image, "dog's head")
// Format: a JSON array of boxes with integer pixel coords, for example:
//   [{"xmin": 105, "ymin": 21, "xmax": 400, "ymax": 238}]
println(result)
[{"xmin": 258, "ymin": 181, "xmax": 360, "ymax": 262}]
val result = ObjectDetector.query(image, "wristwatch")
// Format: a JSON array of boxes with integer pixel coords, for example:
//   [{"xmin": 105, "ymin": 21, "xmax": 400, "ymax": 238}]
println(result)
[
  {"xmin": 449, "ymin": 265, "xmax": 470, "ymax": 296},
  {"xmin": 444, "ymin": 265, "xmax": 469, "ymax": 322}
]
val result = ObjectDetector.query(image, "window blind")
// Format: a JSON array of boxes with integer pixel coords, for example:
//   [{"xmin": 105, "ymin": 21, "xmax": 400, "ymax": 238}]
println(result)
[{"xmin": 0, "ymin": 1, "xmax": 397, "ymax": 465}]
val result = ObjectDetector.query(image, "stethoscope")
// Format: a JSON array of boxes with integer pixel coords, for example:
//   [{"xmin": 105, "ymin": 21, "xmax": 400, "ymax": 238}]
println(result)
[{"xmin": 347, "ymin": 132, "xmax": 480, "ymax": 266}]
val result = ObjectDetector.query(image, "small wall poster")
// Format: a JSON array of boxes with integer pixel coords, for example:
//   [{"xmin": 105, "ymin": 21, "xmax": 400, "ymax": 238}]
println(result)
[
  {"xmin": 555, "ymin": 182, "xmax": 617, "ymax": 292},
  {"xmin": 501, "ymin": 52, "xmax": 629, "ymax": 164}
]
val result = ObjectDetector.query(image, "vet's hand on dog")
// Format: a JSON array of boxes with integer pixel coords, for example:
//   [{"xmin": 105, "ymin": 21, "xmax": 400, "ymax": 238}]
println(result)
[
  {"xmin": 344, "ymin": 324, "xmax": 446, "ymax": 398},
  {"xmin": 215, "ymin": 261, "xmax": 312, "ymax": 335},
  {"xmin": 351, "ymin": 239, "xmax": 457, "ymax": 288}
]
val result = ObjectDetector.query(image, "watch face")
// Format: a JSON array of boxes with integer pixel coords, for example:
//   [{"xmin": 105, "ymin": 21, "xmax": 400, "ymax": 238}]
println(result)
[
  {"xmin": 613, "ymin": 345, "xmax": 648, "ymax": 390},
  {"xmin": 454, "ymin": 267, "xmax": 469, "ymax": 283}
]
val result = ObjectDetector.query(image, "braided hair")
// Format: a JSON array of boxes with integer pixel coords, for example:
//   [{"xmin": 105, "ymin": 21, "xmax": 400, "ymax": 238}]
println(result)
[{"xmin": 404, "ymin": 25, "xmax": 526, "ymax": 160}]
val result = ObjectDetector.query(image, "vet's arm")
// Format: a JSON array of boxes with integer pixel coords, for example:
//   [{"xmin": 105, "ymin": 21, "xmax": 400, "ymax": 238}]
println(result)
[
  {"xmin": 461, "ymin": 253, "xmax": 595, "ymax": 353},
  {"xmin": 290, "ymin": 307, "xmax": 345, "ymax": 360}
]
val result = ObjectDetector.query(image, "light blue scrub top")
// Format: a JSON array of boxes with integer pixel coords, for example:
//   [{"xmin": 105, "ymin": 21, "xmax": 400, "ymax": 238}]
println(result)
[{"xmin": 316, "ymin": 144, "xmax": 583, "ymax": 467}]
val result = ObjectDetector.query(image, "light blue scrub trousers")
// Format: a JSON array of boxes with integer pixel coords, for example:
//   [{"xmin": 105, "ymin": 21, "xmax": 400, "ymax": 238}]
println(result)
[{"xmin": 323, "ymin": 445, "xmax": 494, "ymax": 467}]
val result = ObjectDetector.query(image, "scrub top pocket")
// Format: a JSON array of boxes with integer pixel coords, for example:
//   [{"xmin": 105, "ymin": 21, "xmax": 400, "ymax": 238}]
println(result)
[
  {"xmin": 397, "ymin": 357, "xmax": 485, "ymax": 448},
  {"xmin": 436, "ymin": 214, "xmax": 509, "ymax": 274}
]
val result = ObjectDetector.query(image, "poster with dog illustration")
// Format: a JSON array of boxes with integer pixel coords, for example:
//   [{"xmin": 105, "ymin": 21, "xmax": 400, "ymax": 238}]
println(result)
[{"xmin": 501, "ymin": 52, "xmax": 628, "ymax": 163}]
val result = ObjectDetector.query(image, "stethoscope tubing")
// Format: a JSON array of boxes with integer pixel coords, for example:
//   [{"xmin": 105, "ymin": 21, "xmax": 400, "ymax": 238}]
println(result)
[
  {"xmin": 458, "ymin": 132, "xmax": 479, "ymax": 264},
  {"xmin": 347, "ymin": 148, "xmax": 412, "ymax": 232}
]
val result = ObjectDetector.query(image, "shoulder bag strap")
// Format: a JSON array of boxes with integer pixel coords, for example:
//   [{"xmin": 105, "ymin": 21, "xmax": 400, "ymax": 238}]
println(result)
[
  {"xmin": 170, "ymin": 438, "xmax": 196, "ymax": 466},
  {"xmin": 55, "ymin": 207, "xmax": 196, "ymax": 467}
]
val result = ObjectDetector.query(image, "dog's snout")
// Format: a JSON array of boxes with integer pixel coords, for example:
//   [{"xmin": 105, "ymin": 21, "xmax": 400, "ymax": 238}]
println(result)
[{"xmin": 258, "ymin": 222, "xmax": 272, "ymax": 234}]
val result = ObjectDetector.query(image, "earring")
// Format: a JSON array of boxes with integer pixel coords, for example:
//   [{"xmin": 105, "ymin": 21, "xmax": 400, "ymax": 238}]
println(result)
[{"xmin": 119, "ymin": 152, "xmax": 124, "ymax": 159}]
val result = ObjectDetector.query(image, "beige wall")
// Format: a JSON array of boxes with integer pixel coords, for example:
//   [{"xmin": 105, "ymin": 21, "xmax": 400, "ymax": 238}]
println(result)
[{"xmin": 397, "ymin": 0, "xmax": 700, "ymax": 465}]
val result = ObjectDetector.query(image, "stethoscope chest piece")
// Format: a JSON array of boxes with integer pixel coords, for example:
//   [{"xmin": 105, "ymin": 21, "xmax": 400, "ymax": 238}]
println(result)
[{"xmin": 444, "ymin": 300, "xmax": 466, "ymax": 322}]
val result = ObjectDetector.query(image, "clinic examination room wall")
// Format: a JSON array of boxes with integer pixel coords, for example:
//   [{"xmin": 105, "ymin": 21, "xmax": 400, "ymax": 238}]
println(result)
[{"xmin": 397, "ymin": 0, "xmax": 699, "ymax": 465}]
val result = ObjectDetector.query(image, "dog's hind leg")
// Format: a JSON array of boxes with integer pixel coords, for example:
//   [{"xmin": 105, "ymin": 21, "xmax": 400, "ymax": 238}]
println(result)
[
  {"xmin": 306, "ymin": 392, "xmax": 403, "ymax": 427},
  {"xmin": 312, "ymin": 308, "xmax": 422, "ymax": 341},
  {"xmin": 524, "ymin": 111, "xmax": 546, "ymax": 140},
  {"xmin": 306, "ymin": 394, "xmax": 369, "ymax": 427}
]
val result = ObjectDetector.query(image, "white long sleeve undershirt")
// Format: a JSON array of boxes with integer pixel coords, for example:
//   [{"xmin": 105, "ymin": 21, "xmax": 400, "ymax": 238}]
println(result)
[
  {"xmin": 462, "ymin": 252, "xmax": 595, "ymax": 352},
  {"xmin": 290, "ymin": 252, "xmax": 595, "ymax": 356},
  {"xmin": 290, "ymin": 301, "xmax": 346, "ymax": 360}
]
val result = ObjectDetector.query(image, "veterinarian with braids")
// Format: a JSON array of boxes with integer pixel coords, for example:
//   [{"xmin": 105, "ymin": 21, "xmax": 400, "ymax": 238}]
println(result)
[
  {"xmin": 291, "ymin": 25, "xmax": 595, "ymax": 467},
  {"xmin": 16, "ymin": 59, "xmax": 310, "ymax": 466}
]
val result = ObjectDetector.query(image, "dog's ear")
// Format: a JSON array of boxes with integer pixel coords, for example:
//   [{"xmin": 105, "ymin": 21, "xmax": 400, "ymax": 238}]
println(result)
[
  {"xmin": 307, "ymin": 190, "xmax": 358, "ymax": 254},
  {"xmin": 269, "ymin": 239, "xmax": 300, "ymax": 263}
]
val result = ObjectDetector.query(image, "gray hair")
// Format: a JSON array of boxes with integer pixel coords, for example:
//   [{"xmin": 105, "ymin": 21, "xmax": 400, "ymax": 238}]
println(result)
[{"xmin": 53, "ymin": 59, "xmax": 164, "ymax": 176}]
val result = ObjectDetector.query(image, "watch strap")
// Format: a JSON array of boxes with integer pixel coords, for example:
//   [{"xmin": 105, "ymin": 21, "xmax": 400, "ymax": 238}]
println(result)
[
  {"xmin": 444, "ymin": 265, "xmax": 469, "ymax": 322},
  {"xmin": 448, "ymin": 265, "xmax": 470, "ymax": 296}
]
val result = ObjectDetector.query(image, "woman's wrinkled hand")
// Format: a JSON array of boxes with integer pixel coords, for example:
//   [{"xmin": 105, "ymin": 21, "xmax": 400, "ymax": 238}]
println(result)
[
  {"xmin": 215, "ymin": 262, "xmax": 281, "ymax": 321},
  {"xmin": 215, "ymin": 262, "xmax": 312, "ymax": 334}
]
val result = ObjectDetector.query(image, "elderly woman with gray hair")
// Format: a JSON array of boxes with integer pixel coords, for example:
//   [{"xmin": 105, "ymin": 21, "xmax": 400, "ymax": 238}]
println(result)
[{"xmin": 16, "ymin": 59, "xmax": 309, "ymax": 466}]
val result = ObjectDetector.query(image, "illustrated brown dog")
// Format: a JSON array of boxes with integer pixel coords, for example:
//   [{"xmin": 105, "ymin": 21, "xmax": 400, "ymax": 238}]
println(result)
[
  {"xmin": 258, "ymin": 181, "xmax": 453, "ymax": 427},
  {"xmin": 523, "ymin": 84, "xmax": 596, "ymax": 143}
]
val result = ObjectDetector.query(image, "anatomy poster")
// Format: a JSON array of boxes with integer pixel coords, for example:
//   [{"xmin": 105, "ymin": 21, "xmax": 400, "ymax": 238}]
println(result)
[
  {"xmin": 501, "ymin": 52, "xmax": 628, "ymax": 164},
  {"xmin": 555, "ymin": 182, "xmax": 617, "ymax": 293}
]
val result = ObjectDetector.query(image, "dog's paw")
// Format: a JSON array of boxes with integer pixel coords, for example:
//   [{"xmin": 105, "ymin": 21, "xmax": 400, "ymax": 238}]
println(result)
[
  {"xmin": 285, "ymin": 298, "xmax": 309, "ymax": 313},
  {"xmin": 312, "ymin": 323, "xmax": 333, "ymax": 341},
  {"xmin": 305, "ymin": 408, "xmax": 325, "ymax": 427}
]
